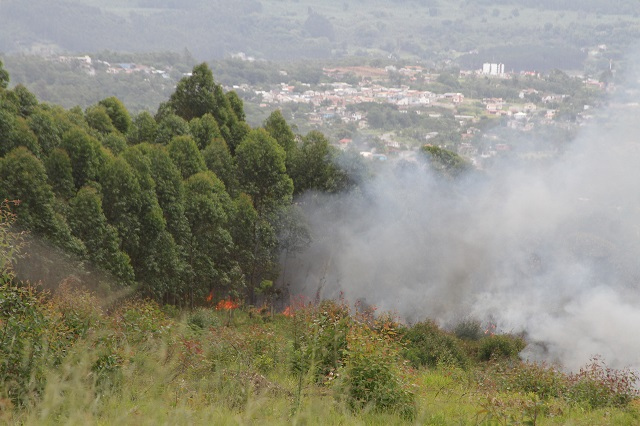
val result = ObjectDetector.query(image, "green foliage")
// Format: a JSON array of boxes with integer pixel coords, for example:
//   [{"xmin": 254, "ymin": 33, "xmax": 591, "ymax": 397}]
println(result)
[
  {"xmin": 10, "ymin": 116, "xmax": 41, "ymax": 158},
  {"xmin": 236, "ymin": 128, "xmax": 293, "ymax": 215},
  {"xmin": 290, "ymin": 300, "xmax": 351, "ymax": 380},
  {"xmin": 0, "ymin": 147, "xmax": 84, "ymax": 254},
  {"xmin": 189, "ymin": 113, "xmax": 222, "ymax": 150},
  {"xmin": 478, "ymin": 334, "xmax": 526, "ymax": 362},
  {"xmin": 436, "ymin": 72, "xmax": 461, "ymax": 90},
  {"xmin": 0, "ymin": 278, "xmax": 638, "ymax": 424},
  {"xmin": 60, "ymin": 127, "xmax": 105, "ymax": 189},
  {"xmin": 168, "ymin": 135, "xmax": 206, "ymax": 180},
  {"xmin": 226, "ymin": 91, "xmax": 246, "ymax": 122},
  {"xmin": 141, "ymin": 144, "xmax": 191, "ymax": 248},
  {"xmin": 85, "ymin": 104, "xmax": 117, "ymax": 136},
  {"xmin": 99, "ymin": 156, "xmax": 144, "ymax": 258},
  {"xmin": 478, "ymin": 355, "xmax": 640, "ymax": 411},
  {"xmin": 128, "ymin": 111, "xmax": 158, "ymax": 145},
  {"xmin": 228, "ymin": 193, "xmax": 259, "ymax": 292},
  {"xmin": 168, "ymin": 63, "xmax": 218, "ymax": 122},
  {"xmin": 9, "ymin": 84, "xmax": 38, "ymax": 118},
  {"xmin": 27, "ymin": 107, "xmax": 62, "ymax": 156},
  {"xmin": 0, "ymin": 59, "xmax": 8, "ymax": 89},
  {"xmin": 567, "ymin": 356, "xmax": 639, "ymax": 409},
  {"xmin": 480, "ymin": 361, "xmax": 569, "ymax": 401},
  {"xmin": 338, "ymin": 322, "xmax": 416, "ymax": 420},
  {"xmin": 290, "ymin": 301, "xmax": 415, "ymax": 419},
  {"xmin": 202, "ymin": 138, "xmax": 238, "ymax": 196},
  {"xmin": 0, "ymin": 73, "xmax": 314, "ymax": 309},
  {"xmin": 154, "ymin": 112, "xmax": 190, "ymax": 145},
  {"xmin": 184, "ymin": 171, "xmax": 234, "ymax": 304},
  {"xmin": 187, "ymin": 307, "xmax": 222, "ymax": 331},
  {"xmin": 263, "ymin": 109, "xmax": 296, "ymax": 165},
  {"xmin": 101, "ymin": 132, "xmax": 127, "ymax": 155},
  {"xmin": 122, "ymin": 145, "xmax": 184, "ymax": 300},
  {"xmin": 51, "ymin": 279, "xmax": 105, "ymax": 341},
  {"xmin": 0, "ymin": 199, "xmax": 24, "ymax": 278},
  {"xmin": 98, "ymin": 96, "xmax": 132, "ymax": 135},
  {"xmin": 0, "ymin": 280, "xmax": 49, "ymax": 405},
  {"xmin": 0, "ymin": 280, "xmax": 81, "ymax": 407},
  {"xmin": 453, "ymin": 318, "xmax": 484, "ymax": 341},
  {"xmin": 401, "ymin": 320, "xmax": 469, "ymax": 369},
  {"xmin": 68, "ymin": 186, "xmax": 135, "ymax": 284},
  {"xmin": 290, "ymin": 130, "xmax": 349, "ymax": 195},
  {"xmin": 0, "ymin": 109, "xmax": 40, "ymax": 158},
  {"xmin": 110, "ymin": 298, "xmax": 171, "ymax": 344},
  {"xmin": 421, "ymin": 145, "xmax": 471, "ymax": 178}
]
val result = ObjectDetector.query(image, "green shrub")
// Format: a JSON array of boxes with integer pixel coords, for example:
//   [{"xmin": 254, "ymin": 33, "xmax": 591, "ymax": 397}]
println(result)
[
  {"xmin": 205, "ymin": 323, "xmax": 285, "ymax": 375},
  {"xmin": 1, "ymin": 199, "xmax": 24, "ymax": 278},
  {"xmin": 187, "ymin": 307, "xmax": 222, "ymax": 331},
  {"xmin": 290, "ymin": 300, "xmax": 351, "ymax": 381},
  {"xmin": 401, "ymin": 320, "xmax": 468, "ymax": 369},
  {"xmin": 92, "ymin": 340, "xmax": 125, "ymax": 392},
  {"xmin": 0, "ymin": 280, "xmax": 56, "ymax": 405},
  {"xmin": 453, "ymin": 318, "xmax": 484, "ymax": 341},
  {"xmin": 111, "ymin": 298, "xmax": 171, "ymax": 343},
  {"xmin": 338, "ymin": 322, "xmax": 416, "ymax": 420},
  {"xmin": 51, "ymin": 279, "xmax": 104, "ymax": 340},
  {"xmin": 488, "ymin": 361, "xmax": 568, "ymax": 400},
  {"xmin": 567, "ymin": 356, "xmax": 639, "ymax": 409},
  {"xmin": 478, "ymin": 334, "xmax": 525, "ymax": 362},
  {"xmin": 246, "ymin": 325, "xmax": 280, "ymax": 373}
]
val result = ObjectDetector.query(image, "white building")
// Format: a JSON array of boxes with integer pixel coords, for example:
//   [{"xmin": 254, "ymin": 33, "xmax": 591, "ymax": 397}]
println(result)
[{"xmin": 482, "ymin": 63, "xmax": 505, "ymax": 76}]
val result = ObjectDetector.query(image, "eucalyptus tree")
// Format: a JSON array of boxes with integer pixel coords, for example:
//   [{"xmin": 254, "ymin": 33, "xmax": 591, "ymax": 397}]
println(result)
[{"xmin": 68, "ymin": 186, "xmax": 135, "ymax": 285}]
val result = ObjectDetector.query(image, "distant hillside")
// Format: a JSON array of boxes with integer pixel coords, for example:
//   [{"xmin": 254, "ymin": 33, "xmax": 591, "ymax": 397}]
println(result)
[{"xmin": 1, "ymin": 0, "xmax": 639, "ymax": 71}]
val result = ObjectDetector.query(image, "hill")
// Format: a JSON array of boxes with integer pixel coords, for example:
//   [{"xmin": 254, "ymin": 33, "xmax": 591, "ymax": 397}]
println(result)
[{"xmin": 1, "ymin": 0, "xmax": 639, "ymax": 71}]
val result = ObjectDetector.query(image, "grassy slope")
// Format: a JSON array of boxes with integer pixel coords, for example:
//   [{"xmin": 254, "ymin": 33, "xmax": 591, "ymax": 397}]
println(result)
[{"xmin": 2, "ymin": 283, "xmax": 639, "ymax": 425}]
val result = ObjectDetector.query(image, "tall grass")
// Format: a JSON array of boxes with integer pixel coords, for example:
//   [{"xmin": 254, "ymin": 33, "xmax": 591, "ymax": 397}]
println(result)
[{"xmin": 1, "ymin": 281, "xmax": 639, "ymax": 425}]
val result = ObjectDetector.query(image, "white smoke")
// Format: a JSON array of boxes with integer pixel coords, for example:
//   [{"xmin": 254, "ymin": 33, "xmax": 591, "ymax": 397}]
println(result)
[{"xmin": 286, "ymin": 56, "xmax": 640, "ymax": 372}]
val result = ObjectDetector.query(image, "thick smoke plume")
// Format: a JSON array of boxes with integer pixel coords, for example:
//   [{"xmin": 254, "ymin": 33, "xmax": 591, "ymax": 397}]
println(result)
[{"xmin": 286, "ymin": 61, "xmax": 640, "ymax": 372}]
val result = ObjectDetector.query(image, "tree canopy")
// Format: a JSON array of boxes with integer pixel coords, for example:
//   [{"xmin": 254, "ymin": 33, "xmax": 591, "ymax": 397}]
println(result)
[{"xmin": 0, "ymin": 63, "xmax": 357, "ymax": 306}]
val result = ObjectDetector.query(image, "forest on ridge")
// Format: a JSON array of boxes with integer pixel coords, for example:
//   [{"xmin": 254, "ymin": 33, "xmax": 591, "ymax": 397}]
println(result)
[{"xmin": 0, "ymin": 60, "xmax": 356, "ymax": 307}]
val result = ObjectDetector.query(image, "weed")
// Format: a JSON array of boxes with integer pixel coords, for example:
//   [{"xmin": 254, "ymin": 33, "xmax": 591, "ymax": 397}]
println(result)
[
  {"xmin": 290, "ymin": 299, "xmax": 351, "ymax": 381},
  {"xmin": 478, "ymin": 334, "xmax": 526, "ymax": 362},
  {"xmin": 110, "ymin": 298, "xmax": 171, "ymax": 343},
  {"xmin": 187, "ymin": 307, "xmax": 221, "ymax": 331},
  {"xmin": 401, "ymin": 320, "xmax": 469, "ymax": 369},
  {"xmin": 0, "ymin": 280, "xmax": 55, "ymax": 405},
  {"xmin": 567, "ymin": 355, "xmax": 639, "ymax": 409},
  {"xmin": 337, "ymin": 322, "xmax": 416, "ymax": 420},
  {"xmin": 453, "ymin": 318, "xmax": 484, "ymax": 341}
]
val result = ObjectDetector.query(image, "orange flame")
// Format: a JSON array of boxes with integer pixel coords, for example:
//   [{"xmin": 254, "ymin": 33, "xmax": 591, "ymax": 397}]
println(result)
[
  {"xmin": 484, "ymin": 323, "xmax": 496, "ymax": 336},
  {"xmin": 206, "ymin": 291, "xmax": 213, "ymax": 303},
  {"xmin": 216, "ymin": 297, "xmax": 239, "ymax": 311},
  {"xmin": 282, "ymin": 306, "xmax": 294, "ymax": 317}
]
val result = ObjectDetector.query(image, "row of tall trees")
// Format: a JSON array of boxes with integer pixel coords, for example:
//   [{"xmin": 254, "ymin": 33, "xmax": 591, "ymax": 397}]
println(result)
[{"xmin": 0, "ymin": 60, "xmax": 350, "ymax": 306}]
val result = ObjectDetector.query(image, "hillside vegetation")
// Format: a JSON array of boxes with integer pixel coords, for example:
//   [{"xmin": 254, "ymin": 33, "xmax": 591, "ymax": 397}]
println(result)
[
  {"xmin": 1, "ymin": 273, "xmax": 639, "ymax": 424},
  {"xmin": 0, "ymin": 60, "xmax": 353, "ymax": 307},
  {"xmin": 1, "ymin": 0, "xmax": 639, "ymax": 71}
]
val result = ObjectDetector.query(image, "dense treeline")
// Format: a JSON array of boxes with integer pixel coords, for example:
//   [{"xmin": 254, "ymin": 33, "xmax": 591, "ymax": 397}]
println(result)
[
  {"xmin": 475, "ymin": 0, "xmax": 639, "ymax": 14},
  {"xmin": 0, "ymin": 60, "xmax": 352, "ymax": 307},
  {"xmin": 1, "ymin": 0, "xmax": 639, "ymax": 70},
  {"xmin": 3, "ymin": 53, "xmax": 193, "ymax": 113}
]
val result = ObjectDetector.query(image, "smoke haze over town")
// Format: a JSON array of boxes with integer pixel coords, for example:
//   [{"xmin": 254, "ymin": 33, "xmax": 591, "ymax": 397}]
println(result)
[{"xmin": 287, "ymin": 49, "xmax": 640, "ymax": 372}]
